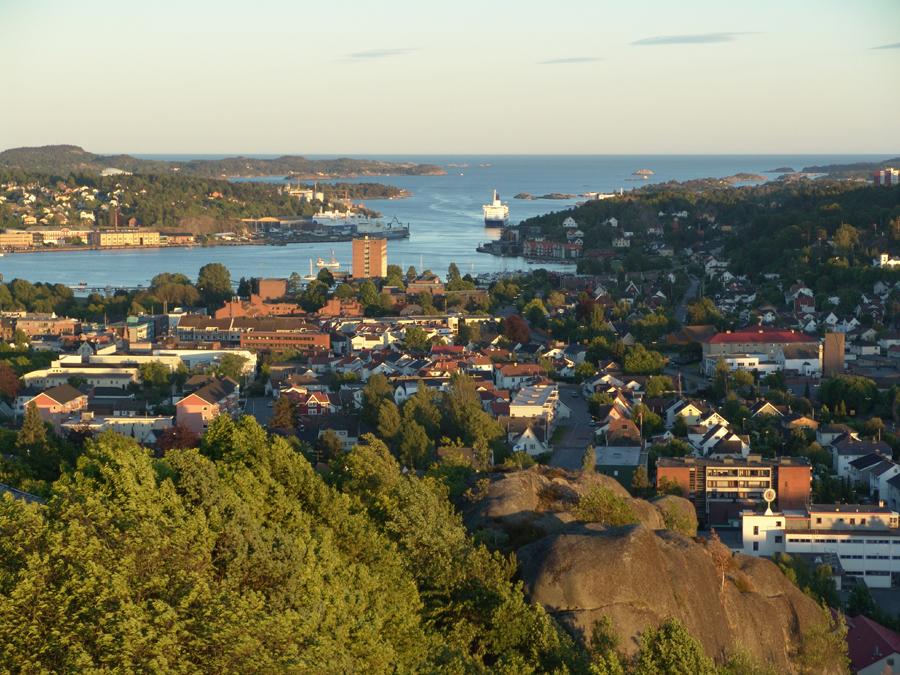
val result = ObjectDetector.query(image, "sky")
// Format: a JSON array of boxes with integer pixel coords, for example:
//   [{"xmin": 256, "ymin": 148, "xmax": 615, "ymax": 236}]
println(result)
[{"xmin": 1, "ymin": 0, "xmax": 898, "ymax": 155}]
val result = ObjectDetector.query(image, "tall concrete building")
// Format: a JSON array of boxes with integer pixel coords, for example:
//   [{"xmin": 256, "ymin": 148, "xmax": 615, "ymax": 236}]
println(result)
[
  {"xmin": 352, "ymin": 236, "xmax": 387, "ymax": 279},
  {"xmin": 822, "ymin": 332, "xmax": 845, "ymax": 378}
]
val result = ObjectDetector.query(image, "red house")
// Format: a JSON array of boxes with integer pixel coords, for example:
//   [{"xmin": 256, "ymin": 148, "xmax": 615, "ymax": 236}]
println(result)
[
  {"xmin": 175, "ymin": 376, "xmax": 240, "ymax": 434},
  {"xmin": 30, "ymin": 384, "xmax": 88, "ymax": 433},
  {"xmin": 285, "ymin": 389, "xmax": 340, "ymax": 416}
]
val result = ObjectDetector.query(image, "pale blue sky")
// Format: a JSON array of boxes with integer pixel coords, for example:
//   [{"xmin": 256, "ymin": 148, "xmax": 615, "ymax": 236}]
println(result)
[{"xmin": 1, "ymin": 0, "xmax": 898, "ymax": 154}]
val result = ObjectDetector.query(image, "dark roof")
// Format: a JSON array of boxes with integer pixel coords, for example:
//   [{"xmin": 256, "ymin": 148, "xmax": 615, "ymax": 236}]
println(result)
[
  {"xmin": 833, "ymin": 435, "xmax": 892, "ymax": 457},
  {"xmin": 189, "ymin": 377, "xmax": 238, "ymax": 405},
  {"xmin": 0, "ymin": 481, "xmax": 45, "ymax": 504},
  {"xmin": 41, "ymin": 383, "xmax": 86, "ymax": 405},
  {"xmin": 846, "ymin": 614, "xmax": 900, "ymax": 672},
  {"xmin": 848, "ymin": 453, "xmax": 888, "ymax": 471}
]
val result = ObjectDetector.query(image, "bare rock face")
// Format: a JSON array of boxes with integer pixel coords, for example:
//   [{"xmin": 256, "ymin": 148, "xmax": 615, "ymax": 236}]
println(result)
[
  {"xmin": 461, "ymin": 467, "xmax": 697, "ymax": 538},
  {"xmin": 517, "ymin": 524, "xmax": 833, "ymax": 673},
  {"xmin": 462, "ymin": 467, "xmax": 630, "ymax": 531}
]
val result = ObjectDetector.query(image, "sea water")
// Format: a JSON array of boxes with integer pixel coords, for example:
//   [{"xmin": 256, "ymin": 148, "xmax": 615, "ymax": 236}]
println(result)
[{"xmin": 1, "ymin": 154, "xmax": 887, "ymax": 287}]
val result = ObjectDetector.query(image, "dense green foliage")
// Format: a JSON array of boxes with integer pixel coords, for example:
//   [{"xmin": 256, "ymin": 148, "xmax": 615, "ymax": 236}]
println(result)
[
  {"xmin": 0, "ymin": 144, "xmax": 444, "ymax": 178},
  {"xmin": 574, "ymin": 485, "xmax": 639, "ymax": 526},
  {"xmin": 0, "ymin": 421, "xmax": 585, "ymax": 673}
]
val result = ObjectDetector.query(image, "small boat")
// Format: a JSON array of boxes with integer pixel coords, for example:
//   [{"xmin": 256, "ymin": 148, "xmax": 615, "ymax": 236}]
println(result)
[
  {"xmin": 78, "ymin": 281, "xmax": 87, "ymax": 286},
  {"xmin": 303, "ymin": 259, "xmax": 317, "ymax": 281},
  {"xmin": 315, "ymin": 250, "xmax": 340, "ymax": 268}
]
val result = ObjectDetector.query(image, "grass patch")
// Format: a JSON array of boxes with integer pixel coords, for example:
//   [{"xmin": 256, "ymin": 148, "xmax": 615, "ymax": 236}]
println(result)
[{"xmin": 550, "ymin": 425, "xmax": 568, "ymax": 444}]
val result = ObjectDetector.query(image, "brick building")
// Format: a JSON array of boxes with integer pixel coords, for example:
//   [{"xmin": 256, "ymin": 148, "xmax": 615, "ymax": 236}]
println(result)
[
  {"xmin": 352, "ymin": 236, "xmax": 387, "ymax": 279},
  {"xmin": 657, "ymin": 455, "xmax": 812, "ymax": 526}
]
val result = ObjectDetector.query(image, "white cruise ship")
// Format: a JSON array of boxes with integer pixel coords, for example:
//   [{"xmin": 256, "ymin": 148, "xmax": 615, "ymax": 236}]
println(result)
[{"xmin": 483, "ymin": 190, "xmax": 509, "ymax": 226}]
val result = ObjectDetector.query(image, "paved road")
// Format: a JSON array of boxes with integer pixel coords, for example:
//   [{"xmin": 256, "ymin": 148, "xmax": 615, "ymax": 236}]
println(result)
[
  {"xmin": 551, "ymin": 383, "xmax": 597, "ymax": 470},
  {"xmin": 245, "ymin": 396, "xmax": 274, "ymax": 426},
  {"xmin": 674, "ymin": 277, "xmax": 699, "ymax": 324}
]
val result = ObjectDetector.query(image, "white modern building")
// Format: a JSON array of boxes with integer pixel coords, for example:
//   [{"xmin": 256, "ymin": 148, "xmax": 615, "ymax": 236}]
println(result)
[{"xmin": 741, "ymin": 504, "xmax": 900, "ymax": 588}]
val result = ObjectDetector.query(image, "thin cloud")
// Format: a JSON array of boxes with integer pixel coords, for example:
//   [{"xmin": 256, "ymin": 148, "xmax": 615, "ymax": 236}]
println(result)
[
  {"xmin": 872, "ymin": 41, "xmax": 900, "ymax": 50},
  {"xmin": 632, "ymin": 32, "xmax": 753, "ymax": 46},
  {"xmin": 349, "ymin": 49, "xmax": 414, "ymax": 59},
  {"xmin": 539, "ymin": 57, "xmax": 601, "ymax": 65}
]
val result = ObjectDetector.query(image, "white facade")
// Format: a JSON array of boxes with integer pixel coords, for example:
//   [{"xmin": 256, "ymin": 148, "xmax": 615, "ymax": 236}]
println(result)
[{"xmin": 741, "ymin": 506, "xmax": 900, "ymax": 588}]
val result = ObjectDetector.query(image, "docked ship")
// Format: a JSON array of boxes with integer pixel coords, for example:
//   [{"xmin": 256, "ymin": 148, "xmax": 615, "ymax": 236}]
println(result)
[
  {"xmin": 483, "ymin": 190, "xmax": 509, "ymax": 226},
  {"xmin": 315, "ymin": 250, "xmax": 340, "ymax": 268},
  {"xmin": 354, "ymin": 216, "xmax": 411, "ymax": 239}
]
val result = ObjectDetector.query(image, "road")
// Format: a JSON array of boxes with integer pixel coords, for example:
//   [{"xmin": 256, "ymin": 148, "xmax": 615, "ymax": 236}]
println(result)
[
  {"xmin": 551, "ymin": 383, "xmax": 597, "ymax": 470},
  {"xmin": 674, "ymin": 276, "xmax": 699, "ymax": 324},
  {"xmin": 245, "ymin": 397, "xmax": 274, "ymax": 426}
]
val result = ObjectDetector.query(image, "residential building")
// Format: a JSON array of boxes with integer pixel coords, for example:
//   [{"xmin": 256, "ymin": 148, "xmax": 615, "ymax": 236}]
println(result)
[
  {"xmin": 352, "ymin": 236, "xmax": 387, "ymax": 279},
  {"xmin": 874, "ymin": 168, "xmax": 899, "ymax": 186},
  {"xmin": 30, "ymin": 384, "xmax": 89, "ymax": 433},
  {"xmin": 175, "ymin": 376, "xmax": 240, "ymax": 434},
  {"xmin": 740, "ymin": 504, "xmax": 900, "ymax": 588},
  {"xmin": 845, "ymin": 613, "xmax": 900, "ymax": 675},
  {"xmin": 657, "ymin": 455, "xmax": 812, "ymax": 526}
]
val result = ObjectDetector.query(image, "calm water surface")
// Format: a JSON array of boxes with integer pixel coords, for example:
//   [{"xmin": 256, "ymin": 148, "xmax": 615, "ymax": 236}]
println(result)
[{"xmin": 2, "ymin": 154, "xmax": 887, "ymax": 287}]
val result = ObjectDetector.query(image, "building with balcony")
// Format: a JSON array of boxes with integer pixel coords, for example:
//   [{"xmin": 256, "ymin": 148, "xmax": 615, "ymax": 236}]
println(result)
[{"xmin": 657, "ymin": 455, "xmax": 812, "ymax": 526}]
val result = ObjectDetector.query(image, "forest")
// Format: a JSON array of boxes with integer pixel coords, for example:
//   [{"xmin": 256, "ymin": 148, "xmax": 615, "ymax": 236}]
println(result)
[
  {"xmin": 0, "ymin": 169, "xmax": 404, "ymax": 229},
  {"xmin": 0, "ymin": 415, "xmax": 834, "ymax": 674},
  {"xmin": 0, "ymin": 144, "xmax": 445, "ymax": 178}
]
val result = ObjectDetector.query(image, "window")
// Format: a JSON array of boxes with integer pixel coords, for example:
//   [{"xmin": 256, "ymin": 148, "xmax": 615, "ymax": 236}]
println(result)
[
  {"xmin": 862, "ymin": 519, "xmax": 867, "ymax": 525},
  {"xmin": 753, "ymin": 526, "xmax": 759, "ymax": 535},
  {"xmin": 753, "ymin": 542, "xmax": 759, "ymax": 551},
  {"xmin": 850, "ymin": 519, "xmax": 855, "ymax": 525},
  {"xmin": 775, "ymin": 536, "xmax": 783, "ymax": 543},
  {"xmin": 776, "ymin": 521, "xmax": 782, "ymax": 527},
  {"xmin": 816, "ymin": 517, "xmax": 822, "ymax": 525}
]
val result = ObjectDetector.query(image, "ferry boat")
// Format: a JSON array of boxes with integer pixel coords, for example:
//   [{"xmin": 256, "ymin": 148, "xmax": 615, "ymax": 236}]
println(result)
[
  {"xmin": 315, "ymin": 250, "xmax": 340, "ymax": 268},
  {"xmin": 483, "ymin": 190, "xmax": 509, "ymax": 226},
  {"xmin": 354, "ymin": 216, "xmax": 410, "ymax": 239}
]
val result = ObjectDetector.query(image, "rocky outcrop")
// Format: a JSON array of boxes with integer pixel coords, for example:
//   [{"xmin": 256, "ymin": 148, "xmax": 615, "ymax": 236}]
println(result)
[
  {"xmin": 518, "ymin": 524, "xmax": 836, "ymax": 673},
  {"xmin": 461, "ymin": 467, "xmax": 837, "ymax": 673},
  {"xmin": 462, "ymin": 467, "xmax": 696, "ymax": 537},
  {"xmin": 462, "ymin": 467, "xmax": 630, "ymax": 531}
]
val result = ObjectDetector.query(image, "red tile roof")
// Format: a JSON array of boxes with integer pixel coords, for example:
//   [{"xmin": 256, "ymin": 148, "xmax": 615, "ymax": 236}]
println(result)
[
  {"xmin": 845, "ymin": 613, "xmax": 900, "ymax": 671},
  {"xmin": 706, "ymin": 326, "xmax": 817, "ymax": 345}
]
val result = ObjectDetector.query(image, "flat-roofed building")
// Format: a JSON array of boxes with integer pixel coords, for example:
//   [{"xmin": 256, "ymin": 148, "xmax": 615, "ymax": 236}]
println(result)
[
  {"xmin": 352, "ymin": 236, "xmax": 387, "ymax": 279},
  {"xmin": 657, "ymin": 455, "xmax": 812, "ymax": 526},
  {"xmin": 91, "ymin": 229, "xmax": 160, "ymax": 247},
  {"xmin": 741, "ymin": 504, "xmax": 900, "ymax": 588}
]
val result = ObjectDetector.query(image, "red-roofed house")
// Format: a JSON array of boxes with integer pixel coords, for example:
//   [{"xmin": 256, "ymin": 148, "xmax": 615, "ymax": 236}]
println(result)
[
  {"xmin": 845, "ymin": 612, "xmax": 900, "ymax": 675},
  {"xmin": 494, "ymin": 363, "xmax": 545, "ymax": 390},
  {"xmin": 702, "ymin": 326, "xmax": 820, "ymax": 377},
  {"xmin": 285, "ymin": 389, "xmax": 340, "ymax": 416}
]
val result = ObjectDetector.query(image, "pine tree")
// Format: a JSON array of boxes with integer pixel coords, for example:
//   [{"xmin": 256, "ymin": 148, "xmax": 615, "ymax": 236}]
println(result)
[
  {"xmin": 582, "ymin": 445, "xmax": 596, "ymax": 473},
  {"xmin": 631, "ymin": 465, "xmax": 650, "ymax": 497},
  {"xmin": 17, "ymin": 401, "xmax": 47, "ymax": 456}
]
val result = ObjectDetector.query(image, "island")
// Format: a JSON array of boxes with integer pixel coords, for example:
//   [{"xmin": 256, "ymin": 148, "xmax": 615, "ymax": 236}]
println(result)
[
  {"xmin": 632, "ymin": 169, "xmax": 654, "ymax": 175},
  {"xmin": 514, "ymin": 193, "xmax": 576, "ymax": 200},
  {"xmin": 445, "ymin": 163, "xmax": 469, "ymax": 168},
  {"xmin": 0, "ymin": 145, "xmax": 447, "ymax": 178},
  {"xmin": 722, "ymin": 173, "xmax": 767, "ymax": 182},
  {"xmin": 765, "ymin": 166, "xmax": 795, "ymax": 173},
  {"xmin": 478, "ymin": 164, "xmax": 491, "ymax": 167}
]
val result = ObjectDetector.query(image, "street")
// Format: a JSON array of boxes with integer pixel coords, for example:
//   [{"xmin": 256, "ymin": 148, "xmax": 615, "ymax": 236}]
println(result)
[
  {"xmin": 551, "ymin": 383, "xmax": 597, "ymax": 470},
  {"xmin": 244, "ymin": 397, "xmax": 274, "ymax": 427},
  {"xmin": 674, "ymin": 276, "xmax": 699, "ymax": 325}
]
